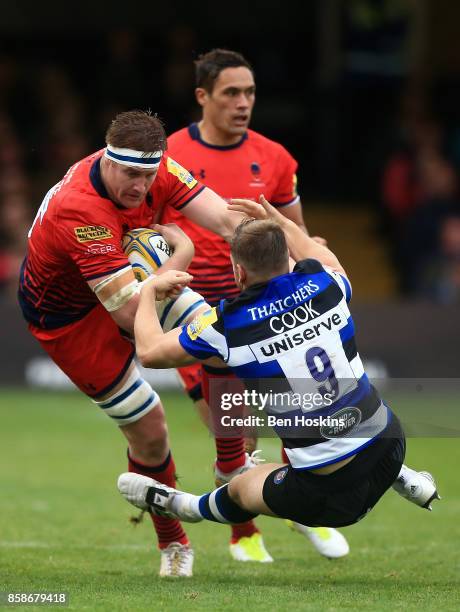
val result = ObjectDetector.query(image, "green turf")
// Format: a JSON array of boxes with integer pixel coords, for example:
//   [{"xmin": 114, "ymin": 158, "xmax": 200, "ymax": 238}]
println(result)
[{"xmin": 0, "ymin": 388, "xmax": 459, "ymax": 611}]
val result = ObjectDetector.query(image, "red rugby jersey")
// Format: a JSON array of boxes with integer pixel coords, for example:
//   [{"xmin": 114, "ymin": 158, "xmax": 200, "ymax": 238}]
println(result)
[
  {"xmin": 19, "ymin": 150, "xmax": 204, "ymax": 329},
  {"xmin": 161, "ymin": 123, "xmax": 299, "ymax": 304}
]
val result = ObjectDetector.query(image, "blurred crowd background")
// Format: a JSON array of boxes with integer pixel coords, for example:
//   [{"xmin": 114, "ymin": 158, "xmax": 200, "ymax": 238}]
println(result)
[{"xmin": 2, "ymin": 0, "xmax": 460, "ymax": 304}]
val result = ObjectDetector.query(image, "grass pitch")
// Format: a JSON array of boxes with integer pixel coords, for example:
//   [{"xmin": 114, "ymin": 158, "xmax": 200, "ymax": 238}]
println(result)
[{"xmin": 0, "ymin": 388, "xmax": 459, "ymax": 611}]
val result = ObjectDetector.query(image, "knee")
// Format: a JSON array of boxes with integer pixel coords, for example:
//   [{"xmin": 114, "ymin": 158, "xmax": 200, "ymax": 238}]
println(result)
[
  {"xmin": 139, "ymin": 404, "xmax": 169, "ymax": 448},
  {"xmin": 228, "ymin": 475, "xmax": 245, "ymax": 508},
  {"xmin": 127, "ymin": 403, "xmax": 170, "ymax": 462}
]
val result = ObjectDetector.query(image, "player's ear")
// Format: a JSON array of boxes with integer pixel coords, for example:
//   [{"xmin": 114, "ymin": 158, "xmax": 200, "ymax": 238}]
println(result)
[
  {"xmin": 195, "ymin": 87, "xmax": 209, "ymax": 107},
  {"xmin": 236, "ymin": 263, "xmax": 247, "ymax": 286}
]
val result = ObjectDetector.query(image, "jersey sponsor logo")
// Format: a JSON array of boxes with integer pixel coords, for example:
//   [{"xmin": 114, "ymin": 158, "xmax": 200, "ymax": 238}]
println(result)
[
  {"xmin": 250, "ymin": 310, "xmax": 344, "ymax": 362},
  {"xmin": 320, "ymin": 407, "xmax": 362, "ymax": 439},
  {"xmin": 166, "ymin": 157, "xmax": 198, "ymax": 189},
  {"xmin": 247, "ymin": 280, "xmax": 320, "ymax": 321},
  {"xmin": 187, "ymin": 307, "xmax": 218, "ymax": 340},
  {"xmin": 84, "ymin": 242, "xmax": 117, "ymax": 256},
  {"xmin": 269, "ymin": 300, "xmax": 321, "ymax": 334},
  {"xmin": 273, "ymin": 467, "xmax": 288, "ymax": 484},
  {"xmin": 74, "ymin": 225, "xmax": 113, "ymax": 242}
]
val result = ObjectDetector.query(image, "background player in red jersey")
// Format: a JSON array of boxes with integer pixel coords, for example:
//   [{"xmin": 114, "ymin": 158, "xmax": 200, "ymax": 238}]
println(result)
[
  {"xmin": 18, "ymin": 110, "xmax": 246, "ymax": 577},
  {"xmin": 161, "ymin": 49, "xmax": 348, "ymax": 561}
]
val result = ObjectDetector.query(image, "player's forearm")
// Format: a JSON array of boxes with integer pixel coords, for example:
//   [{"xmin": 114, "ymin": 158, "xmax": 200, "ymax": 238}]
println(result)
[
  {"xmin": 278, "ymin": 216, "xmax": 345, "ymax": 274},
  {"xmin": 149, "ymin": 222, "xmax": 195, "ymax": 272},
  {"xmin": 90, "ymin": 268, "xmax": 139, "ymax": 334},
  {"xmin": 135, "ymin": 270, "xmax": 195, "ymax": 366},
  {"xmin": 184, "ymin": 187, "xmax": 245, "ymax": 242},
  {"xmin": 220, "ymin": 209, "xmax": 244, "ymax": 242},
  {"xmin": 157, "ymin": 244, "xmax": 194, "ymax": 274},
  {"xmin": 279, "ymin": 201, "xmax": 328, "ymax": 245},
  {"xmin": 110, "ymin": 294, "xmax": 139, "ymax": 334},
  {"xmin": 279, "ymin": 201, "xmax": 309, "ymax": 234}
]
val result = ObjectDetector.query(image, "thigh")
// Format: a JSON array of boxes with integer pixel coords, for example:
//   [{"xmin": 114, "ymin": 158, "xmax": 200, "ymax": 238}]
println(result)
[
  {"xmin": 262, "ymin": 464, "xmax": 328, "ymax": 525},
  {"xmin": 32, "ymin": 305, "xmax": 134, "ymax": 397}
]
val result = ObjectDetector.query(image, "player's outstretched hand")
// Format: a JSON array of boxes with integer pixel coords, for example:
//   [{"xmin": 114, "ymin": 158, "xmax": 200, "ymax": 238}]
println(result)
[
  {"xmin": 151, "ymin": 223, "xmax": 194, "ymax": 255},
  {"xmin": 230, "ymin": 197, "xmax": 329, "ymax": 246},
  {"xmin": 141, "ymin": 270, "xmax": 193, "ymax": 301},
  {"xmin": 228, "ymin": 194, "xmax": 284, "ymax": 223}
]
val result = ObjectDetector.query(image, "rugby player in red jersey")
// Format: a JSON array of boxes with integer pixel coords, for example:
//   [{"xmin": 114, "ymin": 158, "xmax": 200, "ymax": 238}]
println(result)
[
  {"xmin": 161, "ymin": 49, "xmax": 349, "ymax": 561},
  {"xmin": 18, "ymin": 110, "xmax": 247, "ymax": 577}
]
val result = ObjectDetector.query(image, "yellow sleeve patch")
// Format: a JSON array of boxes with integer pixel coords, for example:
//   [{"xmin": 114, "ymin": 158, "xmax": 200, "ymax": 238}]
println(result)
[
  {"xmin": 187, "ymin": 307, "xmax": 218, "ymax": 340},
  {"xmin": 167, "ymin": 157, "xmax": 198, "ymax": 189},
  {"xmin": 292, "ymin": 173, "xmax": 298, "ymax": 198}
]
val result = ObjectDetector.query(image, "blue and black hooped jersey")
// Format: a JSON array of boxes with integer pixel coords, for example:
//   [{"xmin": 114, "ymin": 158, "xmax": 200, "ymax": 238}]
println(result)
[{"xmin": 179, "ymin": 259, "xmax": 391, "ymax": 469}]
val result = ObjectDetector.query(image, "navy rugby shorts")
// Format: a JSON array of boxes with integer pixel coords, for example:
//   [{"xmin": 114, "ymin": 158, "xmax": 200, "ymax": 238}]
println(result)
[{"xmin": 262, "ymin": 416, "xmax": 405, "ymax": 527}]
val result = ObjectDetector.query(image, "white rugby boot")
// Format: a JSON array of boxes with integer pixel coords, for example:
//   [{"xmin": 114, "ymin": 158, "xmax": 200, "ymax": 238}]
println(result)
[
  {"xmin": 118, "ymin": 473, "xmax": 154, "ymax": 511},
  {"xmin": 287, "ymin": 522, "xmax": 350, "ymax": 559},
  {"xmin": 159, "ymin": 542, "xmax": 194, "ymax": 578},
  {"xmin": 214, "ymin": 450, "xmax": 265, "ymax": 486},
  {"xmin": 117, "ymin": 473, "xmax": 201, "ymax": 522},
  {"xmin": 392, "ymin": 466, "xmax": 441, "ymax": 511}
]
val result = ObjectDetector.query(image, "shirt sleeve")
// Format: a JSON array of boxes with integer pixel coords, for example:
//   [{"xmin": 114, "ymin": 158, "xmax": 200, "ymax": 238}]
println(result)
[
  {"xmin": 178, "ymin": 307, "xmax": 228, "ymax": 360},
  {"xmin": 154, "ymin": 154, "xmax": 205, "ymax": 212},
  {"xmin": 55, "ymin": 196, "xmax": 130, "ymax": 281},
  {"xmin": 270, "ymin": 145, "xmax": 300, "ymax": 208},
  {"xmin": 323, "ymin": 265, "xmax": 352, "ymax": 303},
  {"xmin": 294, "ymin": 259, "xmax": 352, "ymax": 303}
]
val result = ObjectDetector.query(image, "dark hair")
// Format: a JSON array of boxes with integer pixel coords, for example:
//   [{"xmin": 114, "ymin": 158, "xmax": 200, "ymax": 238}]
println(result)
[
  {"xmin": 231, "ymin": 219, "xmax": 289, "ymax": 274},
  {"xmin": 105, "ymin": 110, "xmax": 167, "ymax": 153},
  {"xmin": 195, "ymin": 48, "xmax": 253, "ymax": 92}
]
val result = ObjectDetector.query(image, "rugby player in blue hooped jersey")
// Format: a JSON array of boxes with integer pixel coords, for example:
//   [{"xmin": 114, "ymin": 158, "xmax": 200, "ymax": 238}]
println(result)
[{"xmin": 118, "ymin": 195, "xmax": 440, "ymax": 534}]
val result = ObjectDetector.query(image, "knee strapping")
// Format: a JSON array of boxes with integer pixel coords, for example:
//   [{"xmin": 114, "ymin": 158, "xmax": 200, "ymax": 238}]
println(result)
[{"xmin": 93, "ymin": 367, "xmax": 159, "ymax": 425}]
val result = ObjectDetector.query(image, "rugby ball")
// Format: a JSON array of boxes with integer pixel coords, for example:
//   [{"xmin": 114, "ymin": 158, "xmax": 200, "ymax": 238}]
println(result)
[
  {"xmin": 122, "ymin": 228, "xmax": 172, "ymax": 282},
  {"xmin": 122, "ymin": 227, "xmax": 205, "ymax": 332}
]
